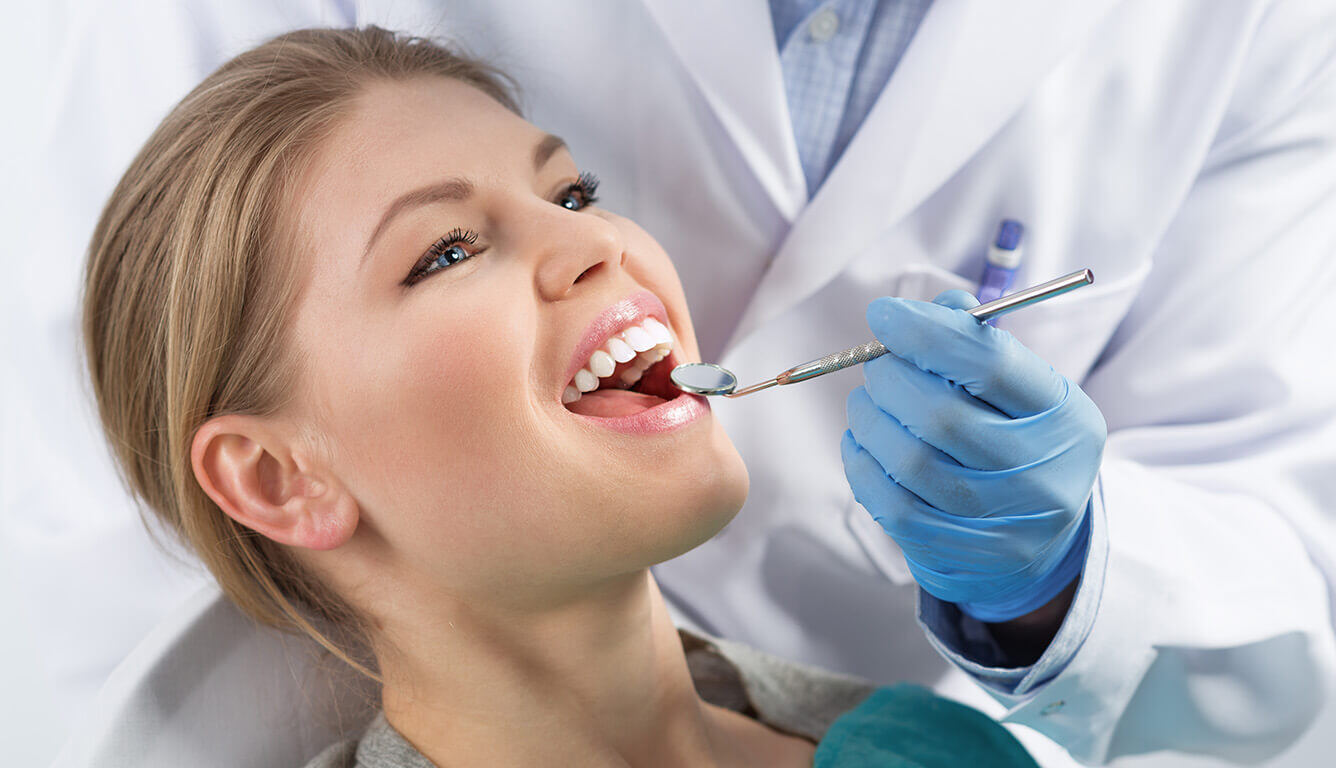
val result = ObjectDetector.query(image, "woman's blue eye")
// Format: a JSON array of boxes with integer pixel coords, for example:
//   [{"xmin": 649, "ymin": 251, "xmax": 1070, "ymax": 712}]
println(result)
[
  {"xmin": 417, "ymin": 245, "xmax": 469, "ymax": 278},
  {"xmin": 431, "ymin": 245, "xmax": 469, "ymax": 270},
  {"xmin": 559, "ymin": 171, "xmax": 600, "ymax": 211},
  {"xmin": 403, "ymin": 228, "xmax": 482, "ymax": 287}
]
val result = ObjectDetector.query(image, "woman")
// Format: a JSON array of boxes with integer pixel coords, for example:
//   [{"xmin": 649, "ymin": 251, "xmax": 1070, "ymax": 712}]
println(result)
[{"xmin": 82, "ymin": 26, "xmax": 1037, "ymax": 767}]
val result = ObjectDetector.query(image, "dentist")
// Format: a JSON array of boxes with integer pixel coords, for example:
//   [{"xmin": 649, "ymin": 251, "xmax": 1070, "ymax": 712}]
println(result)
[{"xmin": 18, "ymin": 1, "xmax": 1336, "ymax": 766}]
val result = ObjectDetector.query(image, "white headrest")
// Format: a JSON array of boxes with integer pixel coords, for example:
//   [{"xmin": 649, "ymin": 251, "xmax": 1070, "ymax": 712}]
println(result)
[{"xmin": 52, "ymin": 585, "xmax": 376, "ymax": 768}]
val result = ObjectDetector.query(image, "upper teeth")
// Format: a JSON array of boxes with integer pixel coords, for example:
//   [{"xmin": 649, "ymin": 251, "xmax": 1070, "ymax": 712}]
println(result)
[{"xmin": 563, "ymin": 317, "xmax": 674, "ymax": 404}]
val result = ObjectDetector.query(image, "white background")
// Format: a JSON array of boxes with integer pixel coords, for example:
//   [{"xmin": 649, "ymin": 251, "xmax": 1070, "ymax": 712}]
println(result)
[{"xmin": 4, "ymin": 4, "xmax": 90, "ymax": 764}]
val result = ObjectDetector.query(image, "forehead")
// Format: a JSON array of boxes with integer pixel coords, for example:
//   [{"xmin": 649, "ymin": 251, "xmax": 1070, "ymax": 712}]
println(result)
[
  {"xmin": 293, "ymin": 76, "xmax": 539, "ymax": 236},
  {"xmin": 347, "ymin": 76, "xmax": 532, "ymax": 166}
]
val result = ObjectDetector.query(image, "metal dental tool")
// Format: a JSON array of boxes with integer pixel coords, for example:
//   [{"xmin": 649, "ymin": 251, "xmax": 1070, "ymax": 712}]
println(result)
[{"xmin": 671, "ymin": 269, "xmax": 1094, "ymax": 398}]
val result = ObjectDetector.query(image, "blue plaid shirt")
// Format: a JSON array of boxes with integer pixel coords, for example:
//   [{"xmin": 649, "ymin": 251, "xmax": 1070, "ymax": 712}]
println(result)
[{"xmin": 769, "ymin": 0, "xmax": 932, "ymax": 197}]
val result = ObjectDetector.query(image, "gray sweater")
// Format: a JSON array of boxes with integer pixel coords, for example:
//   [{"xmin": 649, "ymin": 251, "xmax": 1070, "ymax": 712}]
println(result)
[{"xmin": 301, "ymin": 628, "xmax": 877, "ymax": 767}]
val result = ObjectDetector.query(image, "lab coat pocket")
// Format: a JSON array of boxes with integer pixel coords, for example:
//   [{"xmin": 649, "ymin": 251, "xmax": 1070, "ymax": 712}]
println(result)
[
  {"xmin": 998, "ymin": 258, "xmax": 1152, "ymax": 381},
  {"xmin": 885, "ymin": 263, "xmax": 978, "ymax": 303}
]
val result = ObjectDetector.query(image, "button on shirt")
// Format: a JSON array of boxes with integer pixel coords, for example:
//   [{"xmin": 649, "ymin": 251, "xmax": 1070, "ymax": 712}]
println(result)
[
  {"xmin": 769, "ymin": 0, "xmax": 932, "ymax": 196},
  {"xmin": 768, "ymin": 0, "xmax": 1095, "ymax": 695}
]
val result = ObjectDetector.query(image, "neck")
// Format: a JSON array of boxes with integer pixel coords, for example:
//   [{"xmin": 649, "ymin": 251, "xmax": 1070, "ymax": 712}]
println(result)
[{"xmin": 377, "ymin": 570, "xmax": 740, "ymax": 767}]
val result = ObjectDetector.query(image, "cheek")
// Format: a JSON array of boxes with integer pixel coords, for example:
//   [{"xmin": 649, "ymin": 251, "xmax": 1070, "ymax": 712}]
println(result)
[{"xmin": 311, "ymin": 284, "xmax": 539, "ymax": 516}]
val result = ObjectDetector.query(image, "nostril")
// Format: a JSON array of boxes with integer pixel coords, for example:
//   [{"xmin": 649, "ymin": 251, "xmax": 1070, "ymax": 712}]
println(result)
[{"xmin": 574, "ymin": 263, "xmax": 602, "ymax": 284}]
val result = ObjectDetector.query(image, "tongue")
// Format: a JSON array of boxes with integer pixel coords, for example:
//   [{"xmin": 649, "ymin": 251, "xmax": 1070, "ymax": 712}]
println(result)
[{"xmin": 566, "ymin": 388, "xmax": 670, "ymax": 418}]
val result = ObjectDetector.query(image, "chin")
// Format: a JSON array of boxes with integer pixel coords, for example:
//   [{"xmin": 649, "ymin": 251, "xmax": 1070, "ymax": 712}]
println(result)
[{"xmin": 635, "ymin": 423, "xmax": 749, "ymax": 568}]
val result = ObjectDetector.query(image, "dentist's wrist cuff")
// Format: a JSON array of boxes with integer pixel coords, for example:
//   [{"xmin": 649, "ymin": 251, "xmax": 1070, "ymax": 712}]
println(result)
[{"xmin": 959, "ymin": 502, "xmax": 1093, "ymax": 623}]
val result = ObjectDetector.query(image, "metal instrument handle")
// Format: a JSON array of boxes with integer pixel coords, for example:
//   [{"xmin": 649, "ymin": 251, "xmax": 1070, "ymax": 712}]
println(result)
[{"xmin": 774, "ymin": 269, "xmax": 1093, "ymax": 386}]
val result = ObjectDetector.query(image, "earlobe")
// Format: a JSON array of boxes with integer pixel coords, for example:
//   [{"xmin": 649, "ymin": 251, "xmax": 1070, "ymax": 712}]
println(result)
[{"xmin": 191, "ymin": 416, "xmax": 358, "ymax": 551}]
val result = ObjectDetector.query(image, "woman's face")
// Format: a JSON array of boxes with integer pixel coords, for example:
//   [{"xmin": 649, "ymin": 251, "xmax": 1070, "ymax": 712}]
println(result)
[{"xmin": 284, "ymin": 76, "xmax": 747, "ymax": 609}]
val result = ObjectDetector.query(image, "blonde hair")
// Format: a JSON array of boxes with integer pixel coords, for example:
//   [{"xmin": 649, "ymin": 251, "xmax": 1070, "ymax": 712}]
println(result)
[{"xmin": 81, "ymin": 26, "xmax": 519, "ymax": 685}]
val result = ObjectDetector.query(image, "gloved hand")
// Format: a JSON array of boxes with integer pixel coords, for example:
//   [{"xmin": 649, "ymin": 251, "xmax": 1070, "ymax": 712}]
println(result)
[{"xmin": 841, "ymin": 290, "xmax": 1106, "ymax": 622}]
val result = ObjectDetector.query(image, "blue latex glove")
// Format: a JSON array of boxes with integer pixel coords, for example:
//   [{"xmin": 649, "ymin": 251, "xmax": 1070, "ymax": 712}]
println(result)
[{"xmin": 841, "ymin": 290, "xmax": 1106, "ymax": 622}]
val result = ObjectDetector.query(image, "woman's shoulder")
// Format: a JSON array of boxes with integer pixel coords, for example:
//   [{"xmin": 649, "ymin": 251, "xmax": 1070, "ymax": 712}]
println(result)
[
  {"xmin": 299, "ymin": 738, "xmax": 357, "ymax": 768},
  {"xmin": 299, "ymin": 629, "xmax": 1035, "ymax": 767},
  {"xmin": 678, "ymin": 627, "xmax": 877, "ymax": 742},
  {"xmin": 299, "ymin": 712, "xmax": 436, "ymax": 768}
]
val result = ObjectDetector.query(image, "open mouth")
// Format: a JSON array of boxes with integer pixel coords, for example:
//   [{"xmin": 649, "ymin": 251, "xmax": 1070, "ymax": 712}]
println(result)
[{"xmin": 562, "ymin": 316, "xmax": 683, "ymax": 419}]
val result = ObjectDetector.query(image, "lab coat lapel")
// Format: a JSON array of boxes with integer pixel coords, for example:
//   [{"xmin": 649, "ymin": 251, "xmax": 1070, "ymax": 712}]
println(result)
[
  {"xmin": 641, "ymin": 0, "xmax": 807, "ymax": 222},
  {"xmin": 723, "ymin": 0, "xmax": 1123, "ymax": 354}
]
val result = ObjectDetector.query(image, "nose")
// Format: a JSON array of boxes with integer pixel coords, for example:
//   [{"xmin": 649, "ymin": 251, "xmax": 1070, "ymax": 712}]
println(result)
[{"xmin": 529, "ymin": 204, "xmax": 625, "ymax": 301}]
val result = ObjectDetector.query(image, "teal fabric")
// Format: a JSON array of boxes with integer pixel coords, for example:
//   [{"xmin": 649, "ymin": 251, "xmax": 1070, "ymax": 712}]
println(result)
[{"xmin": 813, "ymin": 684, "xmax": 1038, "ymax": 767}]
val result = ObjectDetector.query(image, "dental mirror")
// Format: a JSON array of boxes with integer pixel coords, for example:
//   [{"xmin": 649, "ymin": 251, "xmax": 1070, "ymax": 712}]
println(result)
[
  {"xmin": 670, "ymin": 362, "xmax": 739, "ymax": 396},
  {"xmin": 671, "ymin": 268, "xmax": 1094, "ymax": 400}
]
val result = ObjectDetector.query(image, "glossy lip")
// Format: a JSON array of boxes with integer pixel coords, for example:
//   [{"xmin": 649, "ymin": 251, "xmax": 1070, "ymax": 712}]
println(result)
[
  {"xmin": 569, "ymin": 390, "xmax": 711, "ymax": 435},
  {"xmin": 565, "ymin": 348, "xmax": 712, "ymax": 435},
  {"xmin": 561, "ymin": 289, "xmax": 671, "ymax": 399}
]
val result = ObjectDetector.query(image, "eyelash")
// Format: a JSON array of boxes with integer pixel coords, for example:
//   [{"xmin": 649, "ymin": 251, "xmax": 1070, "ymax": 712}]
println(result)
[
  {"xmin": 402, "ymin": 172, "xmax": 602, "ymax": 287},
  {"xmin": 562, "ymin": 171, "xmax": 600, "ymax": 210}
]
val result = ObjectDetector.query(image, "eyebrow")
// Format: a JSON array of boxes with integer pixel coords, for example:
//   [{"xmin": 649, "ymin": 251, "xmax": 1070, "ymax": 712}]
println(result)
[
  {"xmin": 532, "ymin": 134, "xmax": 567, "ymax": 172},
  {"xmin": 360, "ymin": 133, "xmax": 569, "ymax": 266}
]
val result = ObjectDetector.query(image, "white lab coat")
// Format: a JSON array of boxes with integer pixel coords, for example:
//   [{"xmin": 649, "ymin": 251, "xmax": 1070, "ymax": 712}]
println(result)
[{"xmin": 9, "ymin": 1, "xmax": 1336, "ymax": 766}]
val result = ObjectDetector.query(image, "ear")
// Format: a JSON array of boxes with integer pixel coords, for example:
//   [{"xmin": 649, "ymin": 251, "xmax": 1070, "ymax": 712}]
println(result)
[{"xmin": 191, "ymin": 414, "xmax": 358, "ymax": 551}]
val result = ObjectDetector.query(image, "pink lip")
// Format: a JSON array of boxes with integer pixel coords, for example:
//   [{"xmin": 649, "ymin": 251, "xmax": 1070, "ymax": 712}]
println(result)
[
  {"xmin": 567, "ymin": 389, "xmax": 712, "ymax": 435},
  {"xmin": 562, "ymin": 290, "xmax": 670, "ymax": 397}
]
